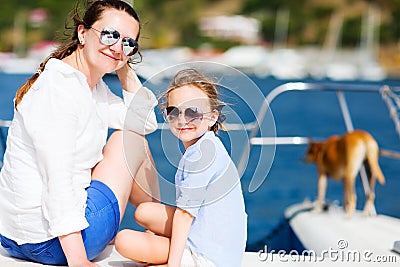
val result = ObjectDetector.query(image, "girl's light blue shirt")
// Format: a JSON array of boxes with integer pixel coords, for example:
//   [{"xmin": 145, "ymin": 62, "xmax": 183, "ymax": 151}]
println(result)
[{"xmin": 175, "ymin": 131, "xmax": 247, "ymax": 267}]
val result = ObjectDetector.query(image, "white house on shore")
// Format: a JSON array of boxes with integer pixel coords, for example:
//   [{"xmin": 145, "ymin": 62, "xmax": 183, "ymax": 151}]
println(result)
[{"xmin": 199, "ymin": 15, "xmax": 261, "ymax": 44}]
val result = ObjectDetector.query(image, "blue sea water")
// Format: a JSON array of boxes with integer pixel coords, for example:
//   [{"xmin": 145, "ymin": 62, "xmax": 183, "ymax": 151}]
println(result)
[{"xmin": 1, "ymin": 72, "xmax": 400, "ymax": 252}]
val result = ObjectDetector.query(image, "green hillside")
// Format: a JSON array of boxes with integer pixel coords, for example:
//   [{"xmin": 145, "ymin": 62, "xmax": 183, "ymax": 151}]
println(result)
[{"xmin": 0, "ymin": 0, "xmax": 399, "ymax": 56}]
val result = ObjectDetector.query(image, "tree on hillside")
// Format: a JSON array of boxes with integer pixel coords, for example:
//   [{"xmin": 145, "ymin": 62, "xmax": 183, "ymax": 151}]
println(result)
[
  {"xmin": 135, "ymin": 0, "xmax": 205, "ymax": 48},
  {"xmin": 0, "ymin": 0, "xmax": 76, "ymax": 52}
]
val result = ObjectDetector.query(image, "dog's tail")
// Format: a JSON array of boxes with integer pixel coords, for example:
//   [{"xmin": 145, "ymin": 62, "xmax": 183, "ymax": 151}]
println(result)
[
  {"xmin": 379, "ymin": 149, "xmax": 400, "ymax": 160},
  {"xmin": 366, "ymin": 139, "xmax": 385, "ymax": 185}
]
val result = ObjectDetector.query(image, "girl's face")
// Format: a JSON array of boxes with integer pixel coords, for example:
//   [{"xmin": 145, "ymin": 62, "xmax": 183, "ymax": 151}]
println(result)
[
  {"xmin": 166, "ymin": 85, "xmax": 218, "ymax": 149},
  {"xmin": 78, "ymin": 8, "xmax": 139, "ymax": 74}
]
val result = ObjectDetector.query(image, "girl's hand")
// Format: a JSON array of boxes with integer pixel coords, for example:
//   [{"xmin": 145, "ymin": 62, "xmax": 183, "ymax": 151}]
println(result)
[{"xmin": 116, "ymin": 63, "xmax": 142, "ymax": 94}]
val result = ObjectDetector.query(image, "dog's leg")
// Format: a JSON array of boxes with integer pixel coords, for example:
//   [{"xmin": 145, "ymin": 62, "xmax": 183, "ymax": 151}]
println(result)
[
  {"xmin": 344, "ymin": 176, "xmax": 356, "ymax": 218},
  {"xmin": 314, "ymin": 174, "xmax": 327, "ymax": 212},
  {"xmin": 363, "ymin": 175, "xmax": 376, "ymax": 216},
  {"xmin": 363, "ymin": 138, "xmax": 384, "ymax": 216}
]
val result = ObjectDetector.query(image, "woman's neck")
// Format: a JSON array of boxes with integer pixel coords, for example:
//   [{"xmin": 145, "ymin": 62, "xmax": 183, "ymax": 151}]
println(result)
[{"xmin": 62, "ymin": 49, "xmax": 102, "ymax": 90}]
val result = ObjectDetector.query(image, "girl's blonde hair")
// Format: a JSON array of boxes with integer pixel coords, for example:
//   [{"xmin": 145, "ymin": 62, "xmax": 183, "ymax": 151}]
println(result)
[
  {"xmin": 14, "ymin": 0, "xmax": 141, "ymax": 110},
  {"xmin": 161, "ymin": 68, "xmax": 226, "ymax": 133}
]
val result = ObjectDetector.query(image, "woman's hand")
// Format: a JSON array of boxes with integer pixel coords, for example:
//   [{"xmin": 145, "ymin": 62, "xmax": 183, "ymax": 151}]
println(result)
[
  {"xmin": 116, "ymin": 63, "xmax": 142, "ymax": 94},
  {"xmin": 59, "ymin": 232, "xmax": 99, "ymax": 267}
]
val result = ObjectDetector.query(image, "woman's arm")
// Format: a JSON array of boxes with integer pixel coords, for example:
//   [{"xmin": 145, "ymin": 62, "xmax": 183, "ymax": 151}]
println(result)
[
  {"xmin": 167, "ymin": 208, "xmax": 194, "ymax": 267},
  {"xmin": 59, "ymin": 232, "xmax": 99, "ymax": 267},
  {"xmin": 23, "ymin": 73, "xmax": 96, "ymax": 265},
  {"xmin": 107, "ymin": 63, "xmax": 157, "ymax": 134},
  {"xmin": 23, "ymin": 73, "xmax": 90, "ymax": 236}
]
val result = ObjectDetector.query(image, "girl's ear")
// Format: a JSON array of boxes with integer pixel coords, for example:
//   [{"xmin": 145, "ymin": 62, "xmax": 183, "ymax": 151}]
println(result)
[{"xmin": 208, "ymin": 110, "xmax": 219, "ymax": 127}]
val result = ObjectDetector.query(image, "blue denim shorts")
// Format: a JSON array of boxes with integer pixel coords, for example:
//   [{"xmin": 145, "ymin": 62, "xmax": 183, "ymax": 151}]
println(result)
[{"xmin": 0, "ymin": 180, "xmax": 120, "ymax": 265}]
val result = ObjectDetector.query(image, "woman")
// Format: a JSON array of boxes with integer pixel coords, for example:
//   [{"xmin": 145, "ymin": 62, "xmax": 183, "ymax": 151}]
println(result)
[{"xmin": 0, "ymin": 0, "xmax": 159, "ymax": 266}]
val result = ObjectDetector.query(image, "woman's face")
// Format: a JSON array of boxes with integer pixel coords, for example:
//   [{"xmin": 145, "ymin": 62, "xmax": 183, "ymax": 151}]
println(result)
[
  {"xmin": 79, "ymin": 8, "xmax": 139, "ymax": 74},
  {"xmin": 166, "ymin": 85, "xmax": 218, "ymax": 149}
]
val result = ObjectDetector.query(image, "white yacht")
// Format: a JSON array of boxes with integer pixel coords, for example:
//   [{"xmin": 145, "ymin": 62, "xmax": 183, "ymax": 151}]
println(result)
[
  {"xmin": 1, "ymin": 75, "xmax": 399, "ymax": 266},
  {"xmin": 238, "ymin": 82, "xmax": 400, "ymax": 266}
]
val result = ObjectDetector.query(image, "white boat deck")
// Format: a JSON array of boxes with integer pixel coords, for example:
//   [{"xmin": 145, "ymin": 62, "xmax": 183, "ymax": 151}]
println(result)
[
  {"xmin": 285, "ymin": 201, "xmax": 400, "ymax": 266},
  {"xmin": 2, "ymin": 241, "xmax": 398, "ymax": 266},
  {"xmin": 2, "ymin": 202, "xmax": 400, "ymax": 267},
  {"xmin": 2, "ymin": 201, "xmax": 400, "ymax": 267},
  {"xmin": 0, "ymin": 246, "xmax": 298, "ymax": 267}
]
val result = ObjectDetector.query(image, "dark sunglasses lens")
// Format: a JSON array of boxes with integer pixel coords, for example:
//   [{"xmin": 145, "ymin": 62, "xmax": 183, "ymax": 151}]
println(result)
[
  {"xmin": 100, "ymin": 29, "xmax": 120, "ymax": 45},
  {"xmin": 165, "ymin": 107, "xmax": 179, "ymax": 121},
  {"xmin": 122, "ymin": 38, "xmax": 139, "ymax": 56},
  {"xmin": 185, "ymin": 107, "xmax": 203, "ymax": 122}
]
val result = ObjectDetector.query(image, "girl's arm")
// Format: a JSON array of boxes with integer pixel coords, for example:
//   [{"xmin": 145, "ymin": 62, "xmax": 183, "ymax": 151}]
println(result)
[
  {"xmin": 59, "ymin": 231, "xmax": 99, "ymax": 267},
  {"xmin": 168, "ymin": 208, "xmax": 194, "ymax": 267}
]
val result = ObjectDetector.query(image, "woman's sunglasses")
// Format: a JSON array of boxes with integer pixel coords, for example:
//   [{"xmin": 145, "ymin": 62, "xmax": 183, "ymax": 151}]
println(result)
[
  {"xmin": 163, "ymin": 106, "xmax": 214, "ymax": 124},
  {"xmin": 91, "ymin": 27, "xmax": 139, "ymax": 57}
]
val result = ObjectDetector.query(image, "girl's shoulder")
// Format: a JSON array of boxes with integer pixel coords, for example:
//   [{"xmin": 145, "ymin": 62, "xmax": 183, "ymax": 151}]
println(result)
[
  {"xmin": 182, "ymin": 132, "xmax": 231, "ymax": 166},
  {"xmin": 184, "ymin": 132, "xmax": 219, "ymax": 154}
]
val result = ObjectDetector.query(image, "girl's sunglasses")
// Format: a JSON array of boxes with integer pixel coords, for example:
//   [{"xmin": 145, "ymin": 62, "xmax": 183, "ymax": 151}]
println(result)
[
  {"xmin": 163, "ymin": 106, "xmax": 214, "ymax": 124},
  {"xmin": 91, "ymin": 27, "xmax": 139, "ymax": 57}
]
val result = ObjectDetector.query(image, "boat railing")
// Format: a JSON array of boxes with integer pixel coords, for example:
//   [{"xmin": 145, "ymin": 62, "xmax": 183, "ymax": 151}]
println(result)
[
  {"xmin": 237, "ymin": 82, "xmax": 400, "ymax": 216},
  {"xmin": 381, "ymin": 85, "xmax": 400, "ymax": 140},
  {"xmin": 2, "ymin": 82, "xmax": 400, "ymax": 201}
]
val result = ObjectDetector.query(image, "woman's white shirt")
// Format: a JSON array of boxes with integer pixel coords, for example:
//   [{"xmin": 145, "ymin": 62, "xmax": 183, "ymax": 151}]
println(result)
[{"xmin": 0, "ymin": 58, "xmax": 157, "ymax": 244}]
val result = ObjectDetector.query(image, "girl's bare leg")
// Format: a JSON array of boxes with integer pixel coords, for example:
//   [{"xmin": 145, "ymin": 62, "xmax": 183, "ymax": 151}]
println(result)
[
  {"xmin": 115, "ymin": 229, "xmax": 170, "ymax": 264},
  {"xmin": 115, "ymin": 202, "xmax": 175, "ymax": 264},
  {"xmin": 91, "ymin": 130, "xmax": 159, "ymax": 221},
  {"xmin": 135, "ymin": 202, "xmax": 175, "ymax": 237}
]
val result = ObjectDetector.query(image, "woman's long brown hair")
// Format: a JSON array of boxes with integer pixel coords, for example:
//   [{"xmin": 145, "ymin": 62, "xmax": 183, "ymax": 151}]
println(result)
[{"xmin": 14, "ymin": 0, "xmax": 140, "ymax": 110}]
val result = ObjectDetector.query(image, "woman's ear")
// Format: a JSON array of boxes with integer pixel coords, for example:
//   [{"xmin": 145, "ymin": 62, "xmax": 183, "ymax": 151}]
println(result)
[{"xmin": 77, "ymin": 24, "xmax": 87, "ymax": 45}]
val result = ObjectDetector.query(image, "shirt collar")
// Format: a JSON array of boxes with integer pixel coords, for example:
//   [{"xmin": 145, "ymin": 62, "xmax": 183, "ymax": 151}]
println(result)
[
  {"xmin": 185, "ymin": 131, "xmax": 216, "ymax": 153},
  {"xmin": 46, "ymin": 58, "xmax": 86, "ymax": 78}
]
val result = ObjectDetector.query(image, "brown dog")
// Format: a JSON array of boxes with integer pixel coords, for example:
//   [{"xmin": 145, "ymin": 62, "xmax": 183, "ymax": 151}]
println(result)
[{"xmin": 304, "ymin": 130, "xmax": 385, "ymax": 217}]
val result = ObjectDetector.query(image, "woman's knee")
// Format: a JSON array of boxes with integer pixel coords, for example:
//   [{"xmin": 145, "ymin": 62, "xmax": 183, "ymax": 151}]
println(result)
[
  {"xmin": 103, "ymin": 130, "xmax": 124, "ymax": 154},
  {"xmin": 104, "ymin": 130, "xmax": 150, "ymax": 158},
  {"xmin": 123, "ymin": 130, "xmax": 149, "ymax": 152}
]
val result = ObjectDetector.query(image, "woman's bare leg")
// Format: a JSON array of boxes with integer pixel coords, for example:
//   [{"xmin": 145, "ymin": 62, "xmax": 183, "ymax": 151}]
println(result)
[
  {"xmin": 91, "ymin": 130, "xmax": 159, "ymax": 220},
  {"xmin": 124, "ymin": 130, "xmax": 160, "ymax": 205}
]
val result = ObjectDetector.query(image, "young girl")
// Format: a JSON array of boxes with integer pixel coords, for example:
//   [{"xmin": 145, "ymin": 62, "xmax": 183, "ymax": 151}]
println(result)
[{"xmin": 115, "ymin": 68, "xmax": 247, "ymax": 267}]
